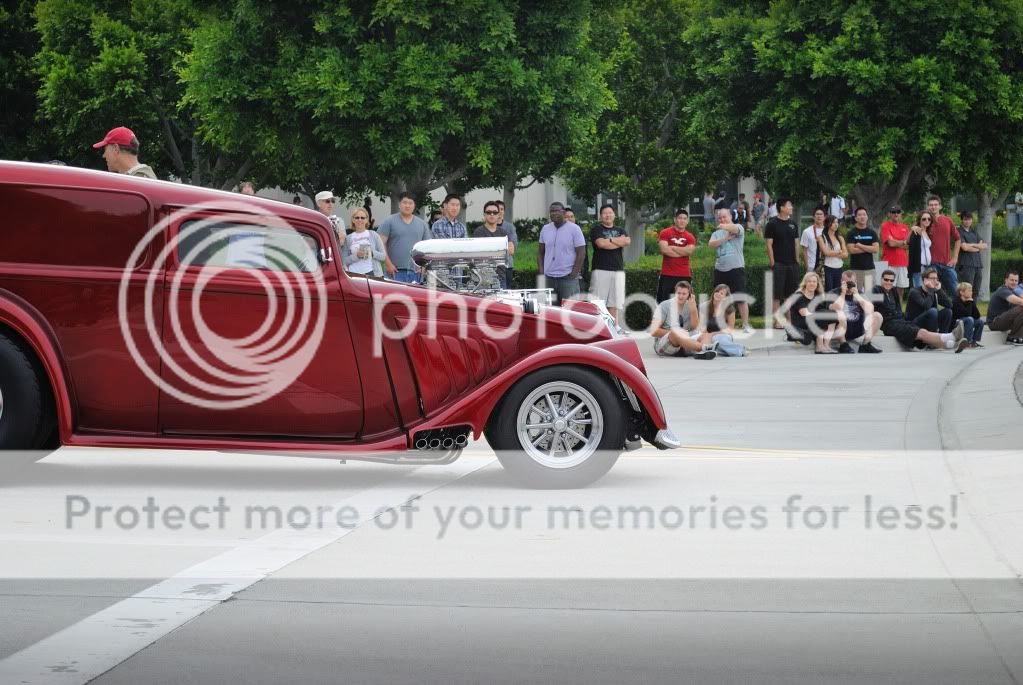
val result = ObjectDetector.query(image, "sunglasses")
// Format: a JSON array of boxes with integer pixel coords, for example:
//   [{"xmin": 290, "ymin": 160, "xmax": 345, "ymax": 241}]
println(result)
[
  {"xmin": 920, "ymin": 218, "xmax": 931, "ymax": 222},
  {"xmin": 484, "ymin": 210, "xmax": 500, "ymax": 215},
  {"xmin": 882, "ymin": 277, "xmax": 895, "ymax": 283},
  {"xmin": 322, "ymin": 199, "xmax": 336, "ymax": 204},
  {"xmin": 353, "ymin": 216, "xmax": 368, "ymax": 220}
]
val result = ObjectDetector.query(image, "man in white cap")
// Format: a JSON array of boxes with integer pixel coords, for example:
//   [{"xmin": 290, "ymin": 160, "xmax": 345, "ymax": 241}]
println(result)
[
  {"xmin": 315, "ymin": 190, "xmax": 346, "ymax": 246},
  {"xmin": 92, "ymin": 126, "xmax": 157, "ymax": 179}
]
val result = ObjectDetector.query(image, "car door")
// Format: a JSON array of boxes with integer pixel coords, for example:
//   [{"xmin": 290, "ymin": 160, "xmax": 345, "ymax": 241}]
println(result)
[{"xmin": 157, "ymin": 210, "xmax": 362, "ymax": 438}]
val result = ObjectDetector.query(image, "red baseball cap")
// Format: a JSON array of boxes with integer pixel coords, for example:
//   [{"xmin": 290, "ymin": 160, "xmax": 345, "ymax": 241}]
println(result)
[{"xmin": 92, "ymin": 126, "xmax": 136, "ymax": 149}]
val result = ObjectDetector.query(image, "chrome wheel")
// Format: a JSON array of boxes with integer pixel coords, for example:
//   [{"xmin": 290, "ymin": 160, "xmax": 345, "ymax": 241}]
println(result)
[
  {"xmin": 0, "ymin": 385, "xmax": 4, "ymax": 423},
  {"xmin": 515, "ymin": 381, "xmax": 604, "ymax": 469}
]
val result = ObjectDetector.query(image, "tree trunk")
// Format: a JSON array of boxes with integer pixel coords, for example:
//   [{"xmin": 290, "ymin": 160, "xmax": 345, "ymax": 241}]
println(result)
[
  {"xmin": 623, "ymin": 203, "xmax": 645, "ymax": 263},
  {"xmin": 503, "ymin": 178, "xmax": 517, "ymax": 222},
  {"xmin": 976, "ymin": 190, "xmax": 1008, "ymax": 300}
]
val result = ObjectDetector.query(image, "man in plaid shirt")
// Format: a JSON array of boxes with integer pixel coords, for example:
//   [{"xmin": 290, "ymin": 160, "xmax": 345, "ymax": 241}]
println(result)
[{"xmin": 431, "ymin": 193, "xmax": 467, "ymax": 239}]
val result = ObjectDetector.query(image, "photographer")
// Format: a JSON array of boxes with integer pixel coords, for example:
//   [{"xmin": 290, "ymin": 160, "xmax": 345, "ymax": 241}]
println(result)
[{"xmin": 826, "ymin": 270, "xmax": 883, "ymax": 353}]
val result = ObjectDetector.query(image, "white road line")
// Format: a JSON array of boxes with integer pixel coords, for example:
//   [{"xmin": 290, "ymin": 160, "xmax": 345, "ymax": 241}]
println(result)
[{"xmin": 0, "ymin": 456, "xmax": 493, "ymax": 684}]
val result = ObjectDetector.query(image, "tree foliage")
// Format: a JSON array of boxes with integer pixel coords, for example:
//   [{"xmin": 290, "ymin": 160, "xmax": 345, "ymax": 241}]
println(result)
[
  {"xmin": 33, "ymin": 0, "xmax": 249, "ymax": 187},
  {"xmin": 181, "ymin": 0, "xmax": 610, "ymax": 204},
  {"xmin": 746, "ymin": 0, "xmax": 1023, "ymax": 221},
  {"xmin": 0, "ymin": 0, "xmax": 45, "ymax": 161}
]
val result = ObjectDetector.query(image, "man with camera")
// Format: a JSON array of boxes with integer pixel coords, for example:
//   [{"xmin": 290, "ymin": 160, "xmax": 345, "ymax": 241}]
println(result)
[{"xmin": 826, "ymin": 270, "xmax": 883, "ymax": 353}]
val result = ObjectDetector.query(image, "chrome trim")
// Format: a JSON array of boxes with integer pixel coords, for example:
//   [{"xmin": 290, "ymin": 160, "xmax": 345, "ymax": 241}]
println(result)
[{"xmin": 652, "ymin": 428, "xmax": 681, "ymax": 450}]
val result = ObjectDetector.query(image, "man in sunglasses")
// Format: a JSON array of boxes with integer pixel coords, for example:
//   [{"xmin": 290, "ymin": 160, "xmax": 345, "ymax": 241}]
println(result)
[
  {"xmin": 873, "ymin": 269, "xmax": 967, "ymax": 352},
  {"xmin": 315, "ymin": 191, "xmax": 346, "ymax": 246},
  {"xmin": 473, "ymin": 200, "xmax": 514, "ymax": 287}
]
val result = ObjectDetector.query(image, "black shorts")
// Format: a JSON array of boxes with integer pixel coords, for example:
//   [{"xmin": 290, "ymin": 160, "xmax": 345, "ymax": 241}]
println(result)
[
  {"xmin": 656, "ymin": 275, "xmax": 692, "ymax": 303},
  {"xmin": 845, "ymin": 319, "xmax": 865, "ymax": 341},
  {"xmin": 772, "ymin": 263, "xmax": 800, "ymax": 300},
  {"xmin": 883, "ymin": 319, "xmax": 921, "ymax": 347},
  {"xmin": 713, "ymin": 268, "xmax": 746, "ymax": 294}
]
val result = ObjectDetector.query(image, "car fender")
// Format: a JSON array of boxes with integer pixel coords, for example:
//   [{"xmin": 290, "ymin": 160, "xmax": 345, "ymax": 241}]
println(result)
[
  {"xmin": 424, "ymin": 341, "xmax": 667, "ymax": 439},
  {"xmin": 0, "ymin": 289, "xmax": 76, "ymax": 440}
]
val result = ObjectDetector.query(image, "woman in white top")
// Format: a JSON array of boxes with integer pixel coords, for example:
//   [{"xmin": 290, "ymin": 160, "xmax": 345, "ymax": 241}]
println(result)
[
  {"xmin": 909, "ymin": 210, "xmax": 934, "ymax": 289},
  {"xmin": 816, "ymin": 214, "xmax": 848, "ymax": 291},
  {"xmin": 341, "ymin": 209, "xmax": 386, "ymax": 277}
]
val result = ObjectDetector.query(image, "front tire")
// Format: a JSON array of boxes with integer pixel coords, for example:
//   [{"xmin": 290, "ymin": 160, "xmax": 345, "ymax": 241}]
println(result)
[
  {"xmin": 488, "ymin": 365, "xmax": 625, "ymax": 488},
  {"xmin": 0, "ymin": 332, "xmax": 44, "ymax": 449}
]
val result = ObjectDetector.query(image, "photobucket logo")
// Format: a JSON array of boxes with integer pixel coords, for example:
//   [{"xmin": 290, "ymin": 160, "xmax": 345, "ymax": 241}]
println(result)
[{"xmin": 117, "ymin": 201, "xmax": 329, "ymax": 410}]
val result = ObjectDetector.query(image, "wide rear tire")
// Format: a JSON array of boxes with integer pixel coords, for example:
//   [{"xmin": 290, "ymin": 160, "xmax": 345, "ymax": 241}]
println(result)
[
  {"xmin": 487, "ymin": 365, "xmax": 625, "ymax": 488},
  {"xmin": 0, "ymin": 332, "xmax": 45, "ymax": 450}
]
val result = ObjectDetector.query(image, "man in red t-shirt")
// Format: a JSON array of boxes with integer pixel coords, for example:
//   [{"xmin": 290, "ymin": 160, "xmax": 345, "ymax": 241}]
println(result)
[
  {"xmin": 657, "ymin": 209, "xmax": 698, "ymax": 303},
  {"xmin": 926, "ymin": 195, "xmax": 961, "ymax": 296},
  {"xmin": 880, "ymin": 205, "xmax": 910, "ymax": 297}
]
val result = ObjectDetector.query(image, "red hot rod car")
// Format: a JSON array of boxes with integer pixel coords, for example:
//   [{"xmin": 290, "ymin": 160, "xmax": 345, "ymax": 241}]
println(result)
[{"xmin": 0, "ymin": 162, "xmax": 677, "ymax": 487}]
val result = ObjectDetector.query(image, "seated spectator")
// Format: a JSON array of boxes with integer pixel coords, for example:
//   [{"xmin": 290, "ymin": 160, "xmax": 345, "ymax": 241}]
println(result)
[
  {"xmin": 341, "ymin": 209, "xmax": 386, "ymax": 277},
  {"xmin": 827, "ymin": 270, "xmax": 883, "ymax": 353},
  {"xmin": 951, "ymin": 282, "xmax": 985, "ymax": 348},
  {"xmin": 786, "ymin": 272, "xmax": 839, "ymax": 354},
  {"xmin": 905, "ymin": 268, "xmax": 954, "ymax": 334},
  {"xmin": 987, "ymin": 270, "xmax": 1023, "ymax": 345},
  {"xmin": 649, "ymin": 281, "xmax": 717, "ymax": 360},
  {"xmin": 699, "ymin": 284, "xmax": 748, "ymax": 356},
  {"xmin": 873, "ymin": 269, "xmax": 967, "ymax": 352}
]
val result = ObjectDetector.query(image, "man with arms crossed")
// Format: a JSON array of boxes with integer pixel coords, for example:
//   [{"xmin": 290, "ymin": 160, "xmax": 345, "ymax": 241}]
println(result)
[
  {"xmin": 589, "ymin": 205, "xmax": 630, "ymax": 323},
  {"xmin": 765, "ymin": 197, "xmax": 801, "ymax": 325},
  {"xmin": 880, "ymin": 205, "xmax": 910, "ymax": 298},
  {"xmin": 709, "ymin": 208, "xmax": 752, "ymax": 332},
  {"xmin": 656, "ymin": 209, "xmax": 697, "ymax": 303}
]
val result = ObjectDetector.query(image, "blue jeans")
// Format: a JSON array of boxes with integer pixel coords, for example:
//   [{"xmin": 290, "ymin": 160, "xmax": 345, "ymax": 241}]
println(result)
[
  {"xmin": 393, "ymin": 269, "xmax": 419, "ymax": 284},
  {"xmin": 910, "ymin": 272, "xmax": 922, "ymax": 288},
  {"xmin": 823, "ymin": 266, "xmax": 843, "ymax": 292},
  {"xmin": 913, "ymin": 307, "xmax": 953, "ymax": 334},
  {"xmin": 933, "ymin": 262, "xmax": 958, "ymax": 297},
  {"xmin": 959, "ymin": 316, "xmax": 985, "ymax": 343}
]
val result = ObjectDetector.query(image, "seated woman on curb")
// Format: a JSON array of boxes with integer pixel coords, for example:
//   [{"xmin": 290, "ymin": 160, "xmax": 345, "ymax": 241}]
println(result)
[
  {"xmin": 649, "ymin": 281, "xmax": 717, "ymax": 359},
  {"xmin": 699, "ymin": 284, "xmax": 748, "ymax": 356},
  {"xmin": 787, "ymin": 272, "xmax": 840, "ymax": 354},
  {"xmin": 952, "ymin": 282, "xmax": 985, "ymax": 348}
]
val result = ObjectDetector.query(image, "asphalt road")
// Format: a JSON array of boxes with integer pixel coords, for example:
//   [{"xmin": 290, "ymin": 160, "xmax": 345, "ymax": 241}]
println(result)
[{"xmin": 1, "ymin": 341, "xmax": 1021, "ymax": 684}]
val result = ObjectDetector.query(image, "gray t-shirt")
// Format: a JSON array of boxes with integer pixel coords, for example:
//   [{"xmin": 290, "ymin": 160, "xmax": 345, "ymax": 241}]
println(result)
[
  {"xmin": 378, "ymin": 213, "xmax": 430, "ymax": 270},
  {"xmin": 501, "ymin": 220, "xmax": 518, "ymax": 268},
  {"xmin": 988, "ymin": 286, "xmax": 1017, "ymax": 320},
  {"xmin": 654, "ymin": 298, "xmax": 694, "ymax": 332},
  {"xmin": 957, "ymin": 226, "xmax": 982, "ymax": 268},
  {"xmin": 711, "ymin": 227, "xmax": 745, "ymax": 271}
]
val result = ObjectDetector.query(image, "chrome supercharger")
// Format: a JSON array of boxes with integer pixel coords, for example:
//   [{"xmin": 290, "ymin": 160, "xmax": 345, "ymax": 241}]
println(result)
[{"xmin": 410, "ymin": 236, "xmax": 557, "ymax": 313}]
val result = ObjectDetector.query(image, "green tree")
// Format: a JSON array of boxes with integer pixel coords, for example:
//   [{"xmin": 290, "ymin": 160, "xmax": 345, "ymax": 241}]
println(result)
[
  {"xmin": 747, "ymin": 0, "xmax": 1023, "ymax": 224},
  {"xmin": 182, "ymin": 0, "xmax": 610, "ymax": 209},
  {"xmin": 34, "ymin": 0, "xmax": 250, "ymax": 187},
  {"xmin": 0, "ymin": 0, "xmax": 45, "ymax": 161},
  {"xmin": 940, "ymin": 2, "xmax": 1023, "ymax": 298},
  {"xmin": 562, "ymin": 0, "xmax": 752, "ymax": 261}
]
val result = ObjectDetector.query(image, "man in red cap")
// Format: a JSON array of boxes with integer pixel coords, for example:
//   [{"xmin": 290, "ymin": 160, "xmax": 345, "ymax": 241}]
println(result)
[{"xmin": 92, "ymin": 127, "xmax": 157, "ymax": 179}]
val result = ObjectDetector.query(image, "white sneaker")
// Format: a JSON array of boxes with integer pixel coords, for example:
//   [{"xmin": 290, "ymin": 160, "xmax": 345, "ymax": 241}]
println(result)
[{"xmin": 741, "ymin": 323, "xmax": 754, "ymax": 334}]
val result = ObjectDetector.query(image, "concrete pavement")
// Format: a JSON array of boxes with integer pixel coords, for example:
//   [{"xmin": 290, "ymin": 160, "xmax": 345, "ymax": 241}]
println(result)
[{"xmin": 0, "ymin": 341, "xmax": 1021, "ymax": 684}]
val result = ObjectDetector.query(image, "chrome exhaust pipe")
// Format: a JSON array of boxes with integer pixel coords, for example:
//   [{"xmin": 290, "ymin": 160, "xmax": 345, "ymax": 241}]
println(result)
[
  {"xmin": 454, "ymin": 434, "xmax": 468, "ymax": 447},
  {"xmin": 441, "ymin": 437, "xmax": 454, "ymax": 449},
  {"xmin": 415, "ymin": 438, "xmax": 429, "ymax": 450},
  {"xmin": 428, "ymin": 438, "xmax": 441, "ymax": 450}
]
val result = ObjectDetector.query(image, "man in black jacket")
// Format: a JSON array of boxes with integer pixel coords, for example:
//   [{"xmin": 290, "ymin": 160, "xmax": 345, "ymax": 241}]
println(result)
[
  {"xmin": 905, "ymin": 268, "xmax": 955, "ymax": 333},
  {"xmin": 873, "ymin": 269, "xmax": 966, "ymax": 352}
]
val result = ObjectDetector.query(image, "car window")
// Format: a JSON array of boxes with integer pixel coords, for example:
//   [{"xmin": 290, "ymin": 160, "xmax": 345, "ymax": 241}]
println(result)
[{"xmin": 177, "ymin": 220, "xmax": 320, "ymax": 273}]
